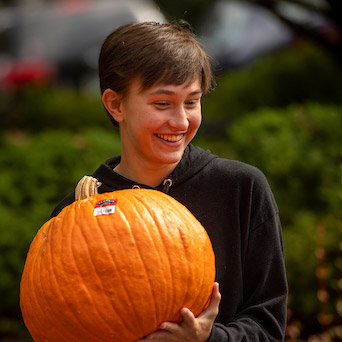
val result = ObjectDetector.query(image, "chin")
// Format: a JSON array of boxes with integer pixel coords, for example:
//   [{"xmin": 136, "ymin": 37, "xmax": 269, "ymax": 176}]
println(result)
[{"xmin": 156, "ymin": 151, "xmax": 184, "ymax": 165}]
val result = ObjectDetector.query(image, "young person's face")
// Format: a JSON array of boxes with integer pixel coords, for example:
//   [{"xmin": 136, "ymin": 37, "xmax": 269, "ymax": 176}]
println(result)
[{"xmin": 117, "ymin": 78, "xmax": 202, "ymax": 169}]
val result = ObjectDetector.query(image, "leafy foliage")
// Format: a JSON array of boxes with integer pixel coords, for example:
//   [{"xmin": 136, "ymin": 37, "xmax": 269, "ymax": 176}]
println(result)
[
  {"xmin": 0, "ymin": 86, "xmax": 110, "ymax": 133},
  {"xmin": 202, "ymin": 42, "xmax": 342, "ymax": 123},
  {"xmin": 0, "ymin": 128, "xmax": 121, "ymax": 339}
]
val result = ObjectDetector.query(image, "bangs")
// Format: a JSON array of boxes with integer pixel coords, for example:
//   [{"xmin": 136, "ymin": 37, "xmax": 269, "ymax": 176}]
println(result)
[
  {"xmin": 121, "ymin": 23, "xmax": 213, "ymax": 93},
  {"xmin": 140, "ymin": 62, "xmax": 204, "ymax": 91}
]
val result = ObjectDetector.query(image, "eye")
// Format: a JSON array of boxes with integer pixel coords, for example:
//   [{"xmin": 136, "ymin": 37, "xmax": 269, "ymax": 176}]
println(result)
[
  {"xmin": 185, "ymin": 99, "xmax": 200, "ymax": 107},
  {"xmin": 154, "ymin": 101, "xmax": 170, "ymax": 109}
]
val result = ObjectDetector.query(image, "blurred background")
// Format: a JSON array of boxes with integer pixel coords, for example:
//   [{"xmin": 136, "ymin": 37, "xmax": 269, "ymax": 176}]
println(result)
[{"xmin": 0, "ymin": 0, "xmax": 341, "ymax": 341}]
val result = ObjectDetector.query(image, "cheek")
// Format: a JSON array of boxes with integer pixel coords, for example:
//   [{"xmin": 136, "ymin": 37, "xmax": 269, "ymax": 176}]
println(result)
[
  {"xmin": 129, "ymin": 109, "xmax": 157, "ymax": 131},
  {"xmin": 144, "ymin": 116, "xmax": 162, "ymax": 131},
  {"xmin": 189, "ymin": 110, "xmax": 202, "ymax": 131}
]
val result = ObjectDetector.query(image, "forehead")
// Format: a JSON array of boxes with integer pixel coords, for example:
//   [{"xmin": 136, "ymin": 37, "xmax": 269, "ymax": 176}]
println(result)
[{"xmin": 128, "ymin": 77, "xmax": 202, "ymax": 96}]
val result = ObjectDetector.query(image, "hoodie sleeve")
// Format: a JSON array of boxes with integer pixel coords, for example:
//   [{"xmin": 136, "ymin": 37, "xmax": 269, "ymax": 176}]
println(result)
[
  {"xmin": 210, "ymin": 214, "xmax": 287, "ymax": 341},
  {"xmin": 208, "ymin": 168, "xmax": 288, "ymax": 342},
  {"xmin": 209, "ymin": 191, "xmax": 287, "ymax": 342}
]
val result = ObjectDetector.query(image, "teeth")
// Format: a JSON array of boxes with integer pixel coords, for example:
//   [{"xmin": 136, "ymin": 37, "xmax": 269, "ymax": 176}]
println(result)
[{"xmin": 157, "ymin": 134, "xmax": 183, "ymax": 142}]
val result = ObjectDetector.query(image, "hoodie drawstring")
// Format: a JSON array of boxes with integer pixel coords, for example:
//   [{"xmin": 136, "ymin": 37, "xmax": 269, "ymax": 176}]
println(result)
[
  {"xmin": 162, "ymin": 178, "xmax": 173, "ymax": 193},
  {"xmin": 131, "ymin": 179, "xmax": 172, "ymax": 193}
]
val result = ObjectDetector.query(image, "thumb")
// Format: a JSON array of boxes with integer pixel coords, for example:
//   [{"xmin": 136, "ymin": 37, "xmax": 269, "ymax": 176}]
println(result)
[
  {"xmin": 210, "ymin": 282, "xmax": 221, "ymax": 308},
  {"xmin": 199, "ymin": 282, "xmax": 221, "ymax": 320}
]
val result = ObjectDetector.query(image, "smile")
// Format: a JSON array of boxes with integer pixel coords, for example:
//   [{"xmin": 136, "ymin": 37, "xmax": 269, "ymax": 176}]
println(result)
[{"xmin": 157, "ymin": 134, "xmax": 183, "ymax": 142}]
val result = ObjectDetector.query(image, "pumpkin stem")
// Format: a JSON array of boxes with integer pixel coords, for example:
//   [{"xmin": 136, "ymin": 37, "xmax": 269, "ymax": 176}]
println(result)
[{"xmin": 75, "ymin": 176, "xmax": 102, "ymax": 200}]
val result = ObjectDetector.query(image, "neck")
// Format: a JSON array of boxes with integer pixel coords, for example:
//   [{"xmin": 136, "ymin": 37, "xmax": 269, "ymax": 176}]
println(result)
[{"xmin": 114, "ymin": 157, "xmax": 177, "ymax": 188}]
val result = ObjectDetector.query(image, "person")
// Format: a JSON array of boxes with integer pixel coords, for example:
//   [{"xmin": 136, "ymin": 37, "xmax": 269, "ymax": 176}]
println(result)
[{"xmin": 51, "ymin": 21, "xmax": 288, "ymax": 342}]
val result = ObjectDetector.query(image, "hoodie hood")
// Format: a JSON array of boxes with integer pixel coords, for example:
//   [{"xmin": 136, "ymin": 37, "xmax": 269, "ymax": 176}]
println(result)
[
  {"xmin": 168, "ymin": 144, "xmax": 217, "ymax": 185},
  {"xmin": 92, "ymin": 144, "xmax": 218, "ymax": 193}
]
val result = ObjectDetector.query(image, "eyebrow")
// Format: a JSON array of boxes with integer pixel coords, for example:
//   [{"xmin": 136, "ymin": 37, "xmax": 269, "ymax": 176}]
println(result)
[{"xmin": 148, "ymin": 89, "xmax": 203, "ymax": 96}]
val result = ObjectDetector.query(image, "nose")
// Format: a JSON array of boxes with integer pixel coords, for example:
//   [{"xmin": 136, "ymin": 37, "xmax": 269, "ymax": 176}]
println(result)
[{"xmin": 168, "ymin": 105, "xmax": 189, "ymax": 131}]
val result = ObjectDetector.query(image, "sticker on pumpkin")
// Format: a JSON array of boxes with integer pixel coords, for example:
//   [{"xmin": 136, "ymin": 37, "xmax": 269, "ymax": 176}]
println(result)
[{"xmin": 93, "ymin": 199, "xmax": 117, "ymax": 216}]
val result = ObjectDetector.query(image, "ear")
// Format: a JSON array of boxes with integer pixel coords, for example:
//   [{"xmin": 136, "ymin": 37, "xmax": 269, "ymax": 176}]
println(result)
[{"xmin": 102, "ymin": 88, "xmax": 124, "ymax": 123}]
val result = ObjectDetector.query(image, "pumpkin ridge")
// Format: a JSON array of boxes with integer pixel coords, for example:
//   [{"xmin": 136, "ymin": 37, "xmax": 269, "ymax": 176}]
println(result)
[
  {"xmin": 38, "ymin": 220, "xmax": 69, "ymax": 341},
  {"xmin": 161, "ymin": 194, "xmax": 214, "ymax": 317},
  {"xmin": 122, "ymin": 200, "xmax": 160, "ymax": 330},
  {"xmin": 187, "ymin": 206, "xmax": 214, "ymax": 314},
  {"xmin": 31, "ymin": 215, "xmax": 87, "ymax": 341},
  {"xmin": 43, "ymin": 217, "xmax": 88, "ymax": 342},
  {"xmin": 72, "ymin": 211, "xmax": 123, "ymax": 339},
  {"xmin": 22, "ymin": 237, "xmax": 45, "ymax": 340},
  {"xmin": 153, "ymin": 219, "xmax": 175, "ymax": 321},
  {"xmin": 87, "ymin": 205, "xmax": 139, "ymax": 339},
  {"xmin": 132, "ymin": 193, "xmax": 171, "ymax": 323},
  {"xmin": 166, "ymin": 219, "xmax": 189, "ymax": 319},
  {"xmin": 161, "ymin": 197, "xmax": 193, "ymax": 318},
  {"xmin": 134, "ymin": 192, "xmax": 176, "ymax": 322},
  {"xmin": 46, "ymin": 219, "xmax": 84, "ymax": 342},
  {"xmin": 60, "ymin": 209, "xmax": 103, "ymax": 341},
  {"xmin": 154, "ymin": 194, "xmax": 189, "ymax": 322},
  {"xmin": 23, "ymin": 227, "xmax": 65, "ymax": 342},
  {"xmin": 114, "ymin": 203, "xmax": 152, "ymax": 336},
  {"xmin": 177, "ymin": 216, "xmax": 192, "ymax": 308},
  {"xmin": 176, "ymin": 205, "xmax": 207, "ymax": 314}
]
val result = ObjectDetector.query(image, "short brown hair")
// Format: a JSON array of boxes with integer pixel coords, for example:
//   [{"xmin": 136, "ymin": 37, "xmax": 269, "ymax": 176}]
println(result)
[{"xmin": 98, "ymin": 21, "xmax": 214, "ymax": 125}]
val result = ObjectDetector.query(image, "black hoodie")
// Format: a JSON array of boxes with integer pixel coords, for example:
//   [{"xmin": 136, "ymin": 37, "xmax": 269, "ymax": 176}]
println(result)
[{"xmin": 51, "ymin": 144, "xmax": 288, "ymax": 341}]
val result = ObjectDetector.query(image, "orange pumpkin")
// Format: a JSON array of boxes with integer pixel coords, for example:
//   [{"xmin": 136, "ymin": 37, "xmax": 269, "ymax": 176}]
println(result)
[{"xmin": 20, "ymin": 189, "xmax": 215, "ymax": 342}]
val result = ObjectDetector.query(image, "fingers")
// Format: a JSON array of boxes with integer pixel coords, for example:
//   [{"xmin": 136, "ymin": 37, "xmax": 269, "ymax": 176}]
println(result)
[
  {"xmin": 155, "ymin": 308, "xmax": 196, "ymax": 334},
  {"xmin": 137, "ymin": 283, "xmax": 221, "ymax": 341},
  {"xmin": 209, "ymin": 282, "xmax": 221, "ymax": 314},
  {"xmin": 180, "ymin": 307, "xmax": 196, "ymax": 326},
  {"xmin": 136, "ymin": 326, "xmax": 174, "ymax": 341},
  {"xmin": 198, "ymin": 282, "xmax": 221, "ymax": 320},
  {"xmin": 211, "ymin": 282, "xmax": 221, "ymax": 307},
  {"xmin": 158, "ymin": 321, "xmax": 181, "ymax": 334}
]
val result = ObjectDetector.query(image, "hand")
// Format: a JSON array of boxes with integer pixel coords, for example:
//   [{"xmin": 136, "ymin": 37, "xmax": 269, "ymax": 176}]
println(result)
[{"xmin": 137, "ymin": 282, "xmax": 221, "ymax": 342}]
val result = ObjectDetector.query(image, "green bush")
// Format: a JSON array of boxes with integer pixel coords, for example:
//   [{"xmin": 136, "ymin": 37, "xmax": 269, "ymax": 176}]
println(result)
[
  {"xmin": 202, "ymin": 42, "xmax": 342, "ymax": 123},
  {"xmin": 0, "ymin": 86, "xmax": 110, "ymax": 133},
  {"xmin": 0, "ymin": 128, "xmax": 121, "ymax": 339},
  {"xmin": 226, "ymin": 104, "xmax": 341, "ymax": 222}
]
